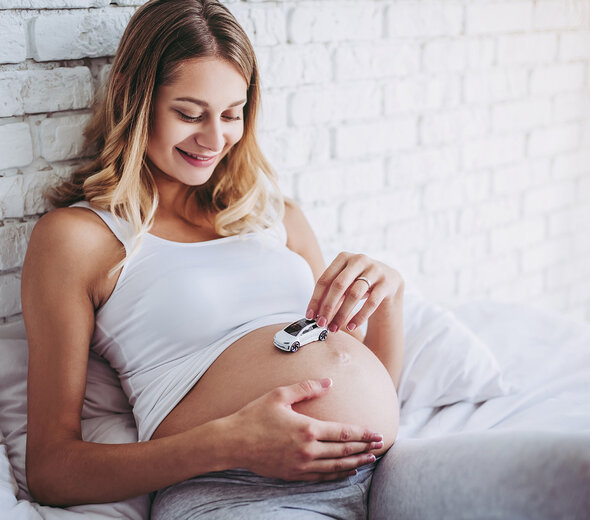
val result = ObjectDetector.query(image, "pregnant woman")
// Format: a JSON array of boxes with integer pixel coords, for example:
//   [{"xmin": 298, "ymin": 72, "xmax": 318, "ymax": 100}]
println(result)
[{"xmin": 21, "ymin": 0, "xmax": 404, "ymax": 518}]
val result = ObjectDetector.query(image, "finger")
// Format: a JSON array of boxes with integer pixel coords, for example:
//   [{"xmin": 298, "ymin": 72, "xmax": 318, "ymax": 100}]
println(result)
[
  {"xmin": 346, "ymin": 288, "xmax": 388, "ymax": 332},
  {"xmin": 273, "ymin": 378, "xmax": 333, "ymax": 406},
  {"xmin": 305, "ymin": 255, "xmax": 349, "ymax": 321},
  {"xmin": 309, "ymin": 417, "xmax": 383, "ymax": 443},
  {"xmin": 299, "ymin": 452, "xmax": 377, "ymax": 476},
  {"xmin": 313, "ymin": 440, "xmax": 385, "ymax": 459},
  {"xmin": 327, "ymin": 275, "xmax": 377, "ymax": 332}
]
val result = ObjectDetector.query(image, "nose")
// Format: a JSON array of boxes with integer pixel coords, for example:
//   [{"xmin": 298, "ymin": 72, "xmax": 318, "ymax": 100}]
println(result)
[{"xmin": 196, "ymin": 118, "xmax": 224, "ymax": 153}]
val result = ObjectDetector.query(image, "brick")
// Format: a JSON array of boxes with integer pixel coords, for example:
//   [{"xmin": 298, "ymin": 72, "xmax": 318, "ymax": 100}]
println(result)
[
  {"xmin": 0, "ymin": 123, "xmax": 33, "ymax": 170},
  {"xmin": 466, "ymin": 3, "xmax": 532, "ymax": 35},
  {"xmin": 0, "ymin": 13, "xmax": 27, "ymax": 64},
  {"xmin": 387, "ymin": 2, "xmax": 463, "ymax": 37},
  {"xmin": 299, "ymin": 202, "xmax": 338, "ymax": 243},
  {"xmin": 490, "ymin": 217, "xmax": 546, "ymax": 256},
  {"xmin": 423, "ymin": 178, "xmax": 466, "ymax": 211},
  {"xmin": 0, "ymin": 72, "xmax": 25, "ymax": 117},
  {"xmin": 547, "ymin": 254, "xmax": 590, "ymax": 290},
  {"xmin": 457, "ymin": 254, "xmax": 520, "ymax": 297},
  {"xmin": 339, "ymin": 231, "xmax": 386, "ymax": 259},
  {"xmin": 521, "ymin": 235, "xmax": 572, "ymax": 272},
  {"xmin": 289, "ymin": 83, "xmax": 381, "ymax": 126},
  {"xmin": 257, "ymin": 45, "xmax": 331, "ymax": 89},
  {"xmin": 334, "ymin": 40, "xmax": 420, "ymax": 81},
  {"xmin": 0, "ymin": 221, "xmax": 32, "ymax": 270},
  {"xmin": 258, "ymin": 127, "xmax": 330, "ymax": 170},
  {"xmin": 462, "ymin": 134, "xmax": 525, "ymax": 170},
  {"xmin": 492, "ymin": 160, "xmax": 552, "ymax": 195},
  {"xmin": 294, "ymin": 159, "xmax": 384, "ymax": 204},
  {"xmin": 385, "ymin": 212, "xmax": 456, "ymax": 253},
  {"xmin": 458, "ymin": 197, "xmax": 520, "ymax": 235},
  {"xmin": 528, "ymin": 124, "xmax": 580, "ymax": 157},
  {"xmin": 497, "ymin": 33, "xmax": 558, "ymax": 65},
  {"xmin": 560, "ymin": 31, "xmax": 590, "ymax": 61},
  {"xmin": 422, "ymin": 234, "xmax": 488, "ymax": 275},
  {"xmin": 488, "ymin": 273, "xmax": 544, "ymax": 303},
  {"xmin": 258, "ymin": 89, "xmax": 287, "ymax": 132},
  {"xmin": 228, "ymin": 4, "xmax": 287, "ymax": 46},
  {"xmin": 464, "ymin": 68, "xmax": 528, "ymax": 104},
  {"xmin": 530, "ymin": 63, "xmax": 586, "ymax": 95},
  {"xmin": 0, "ymin": 175, "xmax": 24, "ymax": 219},
  {"xmin": 423, "ymin": 38, "xmax": 495, "ymax": 73},
  {"xmin": 289, "ymin": 5, "xmax": 382, "ymax": 43},
  {"xmin": 0, "ymin": 273, "xmax": 21, "ymax": 319},
  {"xmin": 31, "ymin": 9, "xmax": 134, "ymax": 61},
  {"xmin": 385, "ymin": 74, "xmax": 462, "ymax": 114},
  {"xmin": 491, "ymin": 98, "xmax": 552, "ymax": 133},
  {"xmin": 386, "ymin": 147, "xmax": 460, "ymax": 187},
  {"xmin": 340, "ymin": 189, "xmax": 421, "ymax": 234},
  {"xmin": 39, "ymin": 114, "xmax": 92, "ymax": 162},
  {"xmin": 420, "ymin": 107, "xmax": 489, "ymax": 146},
  {"xmin": 548, "ymin": 204, "xmax": 590, "ymax": 237},
  {"xmin": 533, "ymin": 0, "xmax": 587, "ymax": 30},
  {"xmin": 334, "ymin": 117, "xmax": 418, "ymax": 159},
  {"xmin": 523, "ymin": 180, "xmax": 576, "ymax": 216},
  {"xmin": 22, "ymin": 165, "xmax": 74, "ymax": 216},
  {"xmin": 553, "ymin": 150, "xmax": 590, "ymax": 180},
  {"xmin": 23, "ymin": 67, "xmax": 94, "ymax": 114},
  {"xmin": 553, "ymin": 91, "xmax": 590, "ymax": 124},
  {"xmin": 0, "ymin": 0, "xmax": 109, "ymax": 6}
]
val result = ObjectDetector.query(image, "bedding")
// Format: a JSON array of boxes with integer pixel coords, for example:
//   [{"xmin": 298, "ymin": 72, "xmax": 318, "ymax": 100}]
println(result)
[{"xmin": 0, "ymin": 293, "xmax": 588, "ymax": 519}]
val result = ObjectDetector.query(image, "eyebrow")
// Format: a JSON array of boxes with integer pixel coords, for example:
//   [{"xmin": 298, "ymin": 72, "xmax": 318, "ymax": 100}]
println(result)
[{"xmin": 173, "ymin": 97, "xmax": 247, "ymax": 108}]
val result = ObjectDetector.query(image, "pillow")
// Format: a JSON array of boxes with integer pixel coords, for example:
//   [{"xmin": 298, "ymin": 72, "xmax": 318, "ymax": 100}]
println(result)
[
  {"xmin": 0, "ymin": 323, "xmax": 150, "ymax": 519},
  {"xmin": 398, "ymin": 289, "xmax": 515, "ymax": 413}
]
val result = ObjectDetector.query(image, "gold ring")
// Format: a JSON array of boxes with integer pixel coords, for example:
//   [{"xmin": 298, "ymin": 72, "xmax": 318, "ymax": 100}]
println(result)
[{"xmin": 355, "ymin": 276, "xmax": 372, "ymax": 290}]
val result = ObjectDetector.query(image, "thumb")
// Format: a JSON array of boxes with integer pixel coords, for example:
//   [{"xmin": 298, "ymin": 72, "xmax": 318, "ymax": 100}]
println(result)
[{"xmin": 278, "ymin": 378, "xmax": 333, "ymax": 406}]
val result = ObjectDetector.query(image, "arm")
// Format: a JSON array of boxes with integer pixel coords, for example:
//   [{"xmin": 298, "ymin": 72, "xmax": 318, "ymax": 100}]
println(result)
[
  {"xmin": 283, "ymin": 199, "xmax": 404, "ymax": 388},
  {"xmin": 23, "ymin": 209, "xmax": 382, "ymax": 506}
]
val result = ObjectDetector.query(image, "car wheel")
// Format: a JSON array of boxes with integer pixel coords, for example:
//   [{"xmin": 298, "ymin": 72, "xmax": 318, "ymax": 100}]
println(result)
[
  {"xmin": 319, "ymin": 330, "xmax": 328, "ymax": 341},
  {"xmin": 291, "ymin": 342, "xmax": 300, "ymax": 352}
]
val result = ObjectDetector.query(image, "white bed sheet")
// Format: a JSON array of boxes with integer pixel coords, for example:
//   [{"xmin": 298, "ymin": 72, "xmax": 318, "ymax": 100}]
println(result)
[
  {"xmin": 1, "ymin": 300, "xmax": 588, "ymax": 519},
  {"xmin": 398, "ymin": 301, "xmax": 590, "ymax": 440}
]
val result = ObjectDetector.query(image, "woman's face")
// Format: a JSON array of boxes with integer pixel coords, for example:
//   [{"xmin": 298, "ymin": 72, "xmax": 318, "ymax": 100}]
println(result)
[{"xmin": 146, "ymin": 57, "xmax": 248, "ymax": 187}]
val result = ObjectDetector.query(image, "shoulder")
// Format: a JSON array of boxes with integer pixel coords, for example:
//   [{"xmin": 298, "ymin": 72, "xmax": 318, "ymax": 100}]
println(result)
[{"xmin": 27, "ymin": 207, "xmax": 124, "ymax": 295}]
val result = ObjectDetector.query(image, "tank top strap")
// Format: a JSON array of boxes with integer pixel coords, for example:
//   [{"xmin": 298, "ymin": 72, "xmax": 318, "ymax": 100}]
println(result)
[{"xmin": 69, "ymin": 200, "xmax": 135, "ymax": 253}]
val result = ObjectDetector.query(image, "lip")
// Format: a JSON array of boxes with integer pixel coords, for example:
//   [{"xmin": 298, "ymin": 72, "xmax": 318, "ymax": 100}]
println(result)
[{"xmin": 176, "ymin": 147, "xmax": 218, "ymax": 167}]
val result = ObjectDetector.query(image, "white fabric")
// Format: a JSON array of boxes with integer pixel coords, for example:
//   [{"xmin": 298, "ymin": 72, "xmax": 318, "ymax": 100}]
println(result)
[{"xmin": 1, "ymin": 297, "xmax": 589, "ymax": 518}]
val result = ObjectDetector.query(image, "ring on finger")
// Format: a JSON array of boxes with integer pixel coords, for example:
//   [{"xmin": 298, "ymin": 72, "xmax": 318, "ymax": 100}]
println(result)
[{"xmin": 355, "ymin": 276, "xmax": 372, "ymax": 291}]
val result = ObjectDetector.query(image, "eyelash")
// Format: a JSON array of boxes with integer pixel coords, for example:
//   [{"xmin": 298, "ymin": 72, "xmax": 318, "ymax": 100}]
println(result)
[{"xmin": 176, "ymin": 111, "xmax": 241, "ymax": 123}]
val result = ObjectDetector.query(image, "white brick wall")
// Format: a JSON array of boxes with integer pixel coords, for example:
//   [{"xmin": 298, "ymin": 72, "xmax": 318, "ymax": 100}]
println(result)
[{"xmin": 1, "ymin": 0, "xmax": 590, "ymax": 324}]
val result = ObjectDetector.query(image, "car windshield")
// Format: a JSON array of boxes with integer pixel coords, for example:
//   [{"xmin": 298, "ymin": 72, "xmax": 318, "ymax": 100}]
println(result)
[{"xmin": 284, "ymin": 318, "xmax": 315, "ymax": 336}]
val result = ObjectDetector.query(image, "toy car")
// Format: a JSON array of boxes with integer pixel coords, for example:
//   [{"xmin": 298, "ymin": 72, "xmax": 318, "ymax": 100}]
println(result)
[{"xmin": 274, "ymin": 318, "xmax": 329, "ymax": 352}]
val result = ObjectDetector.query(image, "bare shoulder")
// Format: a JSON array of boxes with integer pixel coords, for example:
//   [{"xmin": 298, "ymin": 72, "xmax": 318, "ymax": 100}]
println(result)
[{"xmin": 26, "ymin": 206, "xmax": 125, "ymax": 307}]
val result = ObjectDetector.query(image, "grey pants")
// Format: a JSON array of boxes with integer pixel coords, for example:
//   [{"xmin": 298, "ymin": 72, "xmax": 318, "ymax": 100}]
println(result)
[{"xmin": 151, "ymin": 462, "xmax": 376, "ymax": 519}]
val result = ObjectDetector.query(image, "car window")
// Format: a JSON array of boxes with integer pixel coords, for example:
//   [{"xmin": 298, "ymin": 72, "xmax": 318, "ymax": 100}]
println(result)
[{"xmin": 285, "ymin": 318, "xmax": 313, "ymax": 335}]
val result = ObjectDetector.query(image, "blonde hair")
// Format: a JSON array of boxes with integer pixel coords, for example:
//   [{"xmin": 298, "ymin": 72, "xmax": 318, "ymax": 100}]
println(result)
[{"xmin": 47, "ymin": 0, "xmax": 284, "ymax": 275}]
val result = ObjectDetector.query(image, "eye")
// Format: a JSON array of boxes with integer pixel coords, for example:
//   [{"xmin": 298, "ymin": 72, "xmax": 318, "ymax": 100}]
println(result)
[
  {"xmin": 222, "ymin": 114, "xmax": 242, "ymax": 122},
  {"xmin": 176, "ymin": 110, "xmax": 203, "ymax": 123}
]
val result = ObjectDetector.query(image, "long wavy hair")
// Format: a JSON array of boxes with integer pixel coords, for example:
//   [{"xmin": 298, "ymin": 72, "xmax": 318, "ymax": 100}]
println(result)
[{"xmin": 47, "ymin": 0, "xmax": 283, "ymax": 275}]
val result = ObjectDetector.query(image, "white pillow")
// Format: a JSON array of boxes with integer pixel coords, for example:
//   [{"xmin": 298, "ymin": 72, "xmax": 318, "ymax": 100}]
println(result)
[
  {"xmin": 398, "ymin": 290, "xmax": 515, "ymax": 413},
  {"xmin": 0, "ymin": 328, "xmax": 149, "ymax": 519}
]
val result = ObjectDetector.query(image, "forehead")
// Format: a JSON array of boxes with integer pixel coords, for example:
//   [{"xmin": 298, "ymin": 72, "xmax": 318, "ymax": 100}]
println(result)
[{"xmin": 158, "ymin": 57, "xmax": 248, "ymax": 105}]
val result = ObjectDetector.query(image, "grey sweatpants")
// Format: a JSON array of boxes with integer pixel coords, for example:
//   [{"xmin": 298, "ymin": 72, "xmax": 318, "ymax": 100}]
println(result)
[{"xmin": 151, "ymin": 462, "xmax": 376, "ymax": 520}]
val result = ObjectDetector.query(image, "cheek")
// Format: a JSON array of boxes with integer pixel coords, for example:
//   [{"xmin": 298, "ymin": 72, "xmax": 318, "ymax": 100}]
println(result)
[{"xmin": 227, "ymin": 124, "xmax": 245, "ymax": 147}]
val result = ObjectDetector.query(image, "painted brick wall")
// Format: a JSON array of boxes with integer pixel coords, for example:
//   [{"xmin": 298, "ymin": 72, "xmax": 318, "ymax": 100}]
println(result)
[{"xmin": 1, "ymin": 0, "xmax": 590, "ymax": 325}]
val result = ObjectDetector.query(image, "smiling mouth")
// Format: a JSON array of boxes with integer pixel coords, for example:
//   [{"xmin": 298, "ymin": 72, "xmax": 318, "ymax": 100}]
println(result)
[{"xmin": 176, "ymin": 148, "xmax": 217, "ymax": 161}]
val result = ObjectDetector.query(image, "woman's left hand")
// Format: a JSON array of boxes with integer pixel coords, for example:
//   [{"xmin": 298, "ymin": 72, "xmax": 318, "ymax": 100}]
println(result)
[{"xmin": 305, "ymin": 252, "xmax": 404, "ymax": 334}]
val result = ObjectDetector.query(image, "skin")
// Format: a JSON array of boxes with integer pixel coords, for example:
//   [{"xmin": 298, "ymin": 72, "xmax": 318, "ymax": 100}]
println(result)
[{"xmin": 22, "ymin": 57, "xmax": 404, "ymax": 506}]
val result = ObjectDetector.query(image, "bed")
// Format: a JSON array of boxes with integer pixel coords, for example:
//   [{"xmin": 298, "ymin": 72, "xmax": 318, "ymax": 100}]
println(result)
[{"xmin": 1, "ymin": 289, "xmax": 589, "ymax": 519}]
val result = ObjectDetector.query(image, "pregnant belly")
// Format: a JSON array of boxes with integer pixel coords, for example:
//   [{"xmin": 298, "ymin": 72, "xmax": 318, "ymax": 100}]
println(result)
[{"xmin": 151, "ymin": 323, "xmax": 399, "ymax": 455}]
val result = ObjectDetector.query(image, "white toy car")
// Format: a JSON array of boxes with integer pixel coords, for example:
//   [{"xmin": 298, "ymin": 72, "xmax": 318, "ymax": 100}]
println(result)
[{"xmin": 274, "ymin": 318, "xmax": 329, "ymax": 352}]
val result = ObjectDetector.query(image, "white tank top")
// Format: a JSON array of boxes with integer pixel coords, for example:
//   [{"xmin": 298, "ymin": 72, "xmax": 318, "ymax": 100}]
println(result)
[{"xmin": 70, "ymin": 201, "xmax": 315, "ymax": 441}]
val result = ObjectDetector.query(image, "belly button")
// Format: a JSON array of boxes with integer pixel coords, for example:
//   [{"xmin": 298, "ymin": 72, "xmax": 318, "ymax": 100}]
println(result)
[{"xmin": 335, "ymin": 350, "xmax": 351, "ymax": 364}]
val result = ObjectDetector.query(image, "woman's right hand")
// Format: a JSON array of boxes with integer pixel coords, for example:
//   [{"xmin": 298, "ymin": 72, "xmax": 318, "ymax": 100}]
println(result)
[{"xmin": 221, "ymin": 378, "xmax": 384, "ymax": 481}]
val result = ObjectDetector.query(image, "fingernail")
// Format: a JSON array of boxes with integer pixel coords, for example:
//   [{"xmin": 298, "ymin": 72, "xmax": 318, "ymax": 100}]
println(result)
[
  {"xmin": 306, "ymin": 309, "xmax": 314, "ymax": 319},
  {"xmin": 348, "ymin": 470, "xmax": 358, "ymax": 477},
  {"xmin": 317, "ymin": 316, "xmax": 327, "ymax": 327},
  {"xmin": 347, "ymin": 322, "xmax": 356, "ymax": 332},
  {"xmin": 366, "ymin": 454, "xmax": 376, "ymax": 463},
  {"xmin": 320, "ymin": 378, "xmax": 333, "ymax": 388},
  {"xmin": 329, "ymin": 323, "xmax": 338, "ymax": 333},
  {"xmin": 370, "ymin": 441, "xmax": 384, "ymax": 450},
  {"xmin": 371, "ymin": 433, "xmax": 383, "ymax": 442}
]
